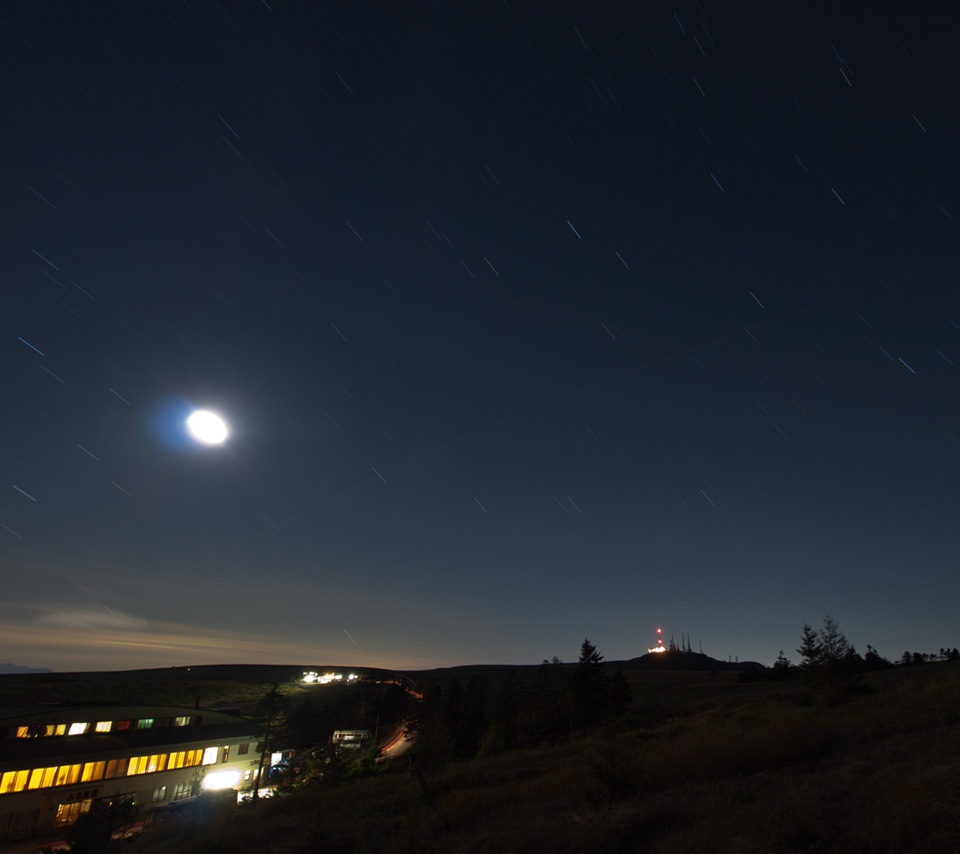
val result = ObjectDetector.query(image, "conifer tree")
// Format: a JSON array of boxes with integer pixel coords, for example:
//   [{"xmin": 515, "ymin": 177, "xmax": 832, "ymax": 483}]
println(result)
[
  {"xmin": 798, "ymin": 623, "xmax": 821, "ymax": 668},
  {"xmin": 818, "ymin": 614, "xmax": 851, "ymax": 663},
  {"xmin": 573, "ymin": 638, "xmax": 609, "ymax": 734}
]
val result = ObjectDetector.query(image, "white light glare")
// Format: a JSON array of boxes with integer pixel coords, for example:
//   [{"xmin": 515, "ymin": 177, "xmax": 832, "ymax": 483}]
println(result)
[
  {"xmin": 187, "ymin": 410, "xmax": 229, "ymax": 445},
  {"xmin": 202, "ymin": 770, "xmax": 241, "ymax": 791}
]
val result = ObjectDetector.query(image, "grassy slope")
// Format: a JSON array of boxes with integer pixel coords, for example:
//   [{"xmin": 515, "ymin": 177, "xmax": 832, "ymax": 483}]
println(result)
[
  {"xmin": 139, "ymin": 661, "xmax": 960, "ymax": 854},
  {"xmin": 0, "ymin": 664, "xmax": 355, "ymax": 713}
]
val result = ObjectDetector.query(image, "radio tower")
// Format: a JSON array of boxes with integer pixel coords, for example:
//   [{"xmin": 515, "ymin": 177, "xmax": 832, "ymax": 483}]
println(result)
[{"xmin": 647, "ymin": 627, "xmax": 666, "ymax": 654}]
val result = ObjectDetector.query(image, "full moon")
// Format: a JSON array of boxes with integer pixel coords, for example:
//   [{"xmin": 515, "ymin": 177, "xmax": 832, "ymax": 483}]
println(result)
[{"xmin": 186, "ymin": 410, "xmax": 229, "ymax": 445}]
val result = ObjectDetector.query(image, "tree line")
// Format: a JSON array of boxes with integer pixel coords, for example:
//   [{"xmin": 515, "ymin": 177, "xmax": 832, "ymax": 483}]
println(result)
[
  {"xmin": 412, "ymin": 639, "xmax": 632, "ymax": 768},
  {"xmin": 760, "ymin": 614, "xmax": 960, "ymax": 691}
]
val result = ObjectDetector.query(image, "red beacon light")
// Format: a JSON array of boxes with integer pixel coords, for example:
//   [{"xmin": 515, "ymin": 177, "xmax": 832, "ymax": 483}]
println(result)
[{"xmin": 648, "ymin": 627, "xmax": 666, "ymax": 654}]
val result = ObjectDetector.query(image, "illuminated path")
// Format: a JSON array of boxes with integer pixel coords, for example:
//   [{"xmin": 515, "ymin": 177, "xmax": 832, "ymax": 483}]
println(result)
[{"xmin": 378, "ymin": 725, "xmax": 413, "ymax": 759}]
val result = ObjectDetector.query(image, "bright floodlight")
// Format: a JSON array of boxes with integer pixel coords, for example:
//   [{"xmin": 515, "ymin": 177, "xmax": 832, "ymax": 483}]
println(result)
[
  {"xmin": 203, "ymin": 769, "xmax": 241, "ymax": 790},
  {"xmin": 187, "ymin": 410, "xmax": 229, "ymax": 445}
]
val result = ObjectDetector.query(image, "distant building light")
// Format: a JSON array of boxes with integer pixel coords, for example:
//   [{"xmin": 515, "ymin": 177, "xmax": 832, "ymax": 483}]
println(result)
[{"xmin": 302, "ymin": 671, "xmax": 348, "ymax": 684}]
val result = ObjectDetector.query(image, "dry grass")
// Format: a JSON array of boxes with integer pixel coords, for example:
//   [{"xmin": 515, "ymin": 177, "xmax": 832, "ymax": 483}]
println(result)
[{"xmin": 135, "ymin": 662, "xmax": 960, "ymax": 854}]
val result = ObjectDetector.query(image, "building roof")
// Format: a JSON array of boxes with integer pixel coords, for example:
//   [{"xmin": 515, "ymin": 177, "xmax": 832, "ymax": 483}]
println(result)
[
  {"xmin": 0, "ymin": 721, "xmax": 260, "ymax": 765},
  {"xmin": 0, "ymin": 703, "xmax": 234, "ymax": 723}
]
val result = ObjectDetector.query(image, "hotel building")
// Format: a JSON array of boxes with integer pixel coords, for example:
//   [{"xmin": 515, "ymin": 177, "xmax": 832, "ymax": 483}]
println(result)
[{"xmin": 0, "ymin": 703, "xmax": 261, "ymax": 841}]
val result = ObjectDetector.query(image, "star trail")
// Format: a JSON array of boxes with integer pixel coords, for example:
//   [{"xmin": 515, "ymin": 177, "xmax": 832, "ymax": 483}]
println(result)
[{"xmin": 2, "ymin": 2, "xmax": 959, "ymax": 672}]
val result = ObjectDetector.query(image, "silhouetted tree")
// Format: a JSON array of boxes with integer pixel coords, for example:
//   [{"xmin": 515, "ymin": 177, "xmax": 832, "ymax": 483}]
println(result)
[
  {"xmin": 572, "ymin": 638, "xmax": 610, "ymax": 734},
  {"xmin": 798, "ymin": 615, "xmax": 858, "ymax": 692},
  {"xmin": 798, "ymin": 623, "xmax": 821, "ymax": 668},
  {"xmin": 864, "ymin": 644, "xmax": 890, "ymax": 670},
  {"xmin": 478, "ymin": 670, "xmax": 522, "ymax": 756},
  {"xmin": 441, "ymin": 676, "xmax": 465, "ymax": 753},
  {"xmin": 526, "ymin": 657, "xmax": 568, "ymax": 745},
  {"xmin": 252, "ymin": 683, "xmax": 287, "ymax": 801},
  {"xmin": 411, "ymin": 683, "xmax": 455, "ymax": 768},
  {"xmin": 73, "ymin": 795, "xmax": 138, "ymax": 852},
  {"xmin": 772, "ymin": 650, "xmax": 793, "ymax": 679},
  {"xmin": 458, "ymin": 673, "xmax": 490, "ymax": 758},
  {"xmin": 819, "ymin": 614, "xmax": 851, "ymax": 663}
]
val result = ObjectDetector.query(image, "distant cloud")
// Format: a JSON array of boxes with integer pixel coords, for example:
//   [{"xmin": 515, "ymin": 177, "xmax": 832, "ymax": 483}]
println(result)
[
  {"xmin": 36, "ymin": 604, "xmax": 148, "ymax": 632},
  {"xmin": 0, "ymin": 613, "xmax": 433, "ymax": 673}
]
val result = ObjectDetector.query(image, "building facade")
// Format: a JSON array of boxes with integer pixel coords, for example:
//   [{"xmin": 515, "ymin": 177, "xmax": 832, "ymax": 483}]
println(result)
[{"xmin": 0, "ymin": 704, "xmax": 261, "ymax": 841}]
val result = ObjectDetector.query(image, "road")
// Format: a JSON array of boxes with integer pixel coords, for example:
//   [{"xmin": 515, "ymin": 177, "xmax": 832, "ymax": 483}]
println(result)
[{"xmin": 378, "ymin": 724, "xmax": 414, "ymax": 759}]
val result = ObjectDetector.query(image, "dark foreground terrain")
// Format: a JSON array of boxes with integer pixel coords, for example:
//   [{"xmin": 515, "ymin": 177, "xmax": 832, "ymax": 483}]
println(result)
[{"xmin": 6, "ymin": 659, "xmax": 954, "ymax": 853}]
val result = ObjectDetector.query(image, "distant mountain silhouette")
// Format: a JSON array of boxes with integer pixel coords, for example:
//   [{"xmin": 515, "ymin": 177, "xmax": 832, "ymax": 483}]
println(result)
[
  {"xmin": 622, "ymin": 650, "xmax": 764, "ymax": 672},
  {"xmin": 0, "ymin": 662, "xmax": 52, "ymax": 674}
]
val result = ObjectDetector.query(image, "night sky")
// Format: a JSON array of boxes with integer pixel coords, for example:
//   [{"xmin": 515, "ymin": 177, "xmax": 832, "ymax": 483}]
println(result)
[{"xmin": 4, "ymin": 2, "xmax": 959, "ymax": 673}]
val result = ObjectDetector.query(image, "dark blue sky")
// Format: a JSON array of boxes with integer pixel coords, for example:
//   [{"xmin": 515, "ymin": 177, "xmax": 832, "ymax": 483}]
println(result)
[{"xmin": 3, "ymin": 2, "xmax": 959, "ymax": 672}]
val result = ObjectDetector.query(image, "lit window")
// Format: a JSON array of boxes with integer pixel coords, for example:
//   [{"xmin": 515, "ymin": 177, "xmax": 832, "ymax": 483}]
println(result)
[
  {"xmin": 145, "ymin": 754, "xmax": 167, "ymax": 774},
  {"xmin": 81, "ymin": 762, "xmax": 105, "ymax": 782},
  {"xmin": 136, "ymin": 719, "xmax": 154, "ymax": 730},
  {"xmin": 68, "ymin": 723, "xmax": 88, "ymax": 735},
  {"xmin": 153, "ymin": 786, "xmax": 167, "ymax": 803},
  {"xmin": 187, "ymin": 749, "xmax": 203, "ymax": 767},
  {"xmin": 202, "ymin": 746, "xmax": 219, "ymax": 766},
  {"xmin": 127, "ymin": 757, "xmax": 148, "ymax": 776},
  {"xmin": 55, "ymin": 724, "xmax": 67, "ymax": 736},
  {"xmin": 55, "ymin": 803, "xmax": 79, "ymax": 826},
  {"xmin": 0, "ymin": 770, "xmax": 29, "ymax": 793},
  {"xmin": 95, "ymin": 721, "xmax": 112, "ymax": 733},
  {"xmin": 15, "ymin": 727, "xmax": 29, "ymax": 738},
  {"xmin": 55, "ymin": 799, "xmax": 90, "ymax": 827},
  {"xmin": 221, "ymin": 746, "xmax": 229, "ymax": 763},
  {"xmin": 45, "ymin": 725, "xmax": 56, "ymax": 737},
  {"xmin": 27, "ymin": 767, "xmax": 56, "ymax": 789},
  {"xmin": 175, "ymin": 716, "xmax": 191, "ymax": 727},
  {"xmin": 55, "ymin": 765, "xmax": 81, "ymax": 786}
]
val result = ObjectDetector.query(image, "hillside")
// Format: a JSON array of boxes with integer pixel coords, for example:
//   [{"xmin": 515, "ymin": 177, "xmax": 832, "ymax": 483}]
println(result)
[
  {"xmin": 0, "ymin": 664, "xmax": 397, "ymax": 712},
  {"xmin": 136, "ymin": 661, "xmax": 960, "ymax": 853}
]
